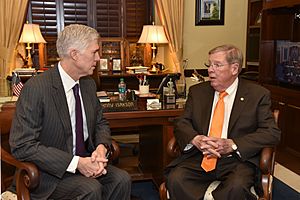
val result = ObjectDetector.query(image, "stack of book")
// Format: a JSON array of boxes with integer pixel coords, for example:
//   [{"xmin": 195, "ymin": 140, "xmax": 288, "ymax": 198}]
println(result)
[
  {"xmin": 97, "ymin": 91, "xmax": 110, "ymax": 102},
  {"xmin": 14, "ymin": 68, "xmax": 36, "ymax": 76},
  {"xmin": 126, "ymin": 66, "xmax": 149, "ymax": 74}
]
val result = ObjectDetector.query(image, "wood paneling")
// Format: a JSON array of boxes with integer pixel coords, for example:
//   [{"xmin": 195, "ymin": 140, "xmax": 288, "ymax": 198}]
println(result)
[
  {"xmin": 259, "ymin": 1, "xmax": 300, "ymax": 174},
  {"xmin": 27, "ymin": 0, "xmax": 152, "ymax": 68}
]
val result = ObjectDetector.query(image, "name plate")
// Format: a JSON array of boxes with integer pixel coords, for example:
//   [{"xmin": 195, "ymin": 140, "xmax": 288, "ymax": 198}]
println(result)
[{"xmin": 101, "ymin": 100, "xmax": 138, "ymax": 112}]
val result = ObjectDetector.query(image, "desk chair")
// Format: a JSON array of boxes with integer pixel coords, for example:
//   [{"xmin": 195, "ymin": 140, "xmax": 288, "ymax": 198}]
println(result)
[
  {"xmin": 159, "ymin": 110, "xmax": 279, "ymax": 200},
  {"xmin": 0, "ymin": 104, "xmax": 120, "ymax": 200}
]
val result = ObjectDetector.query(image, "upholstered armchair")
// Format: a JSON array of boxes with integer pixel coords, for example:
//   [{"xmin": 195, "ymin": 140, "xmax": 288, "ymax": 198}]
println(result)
[{"xmin": 159, "ymin": 110, "xmax": 279, "ymax": 200}]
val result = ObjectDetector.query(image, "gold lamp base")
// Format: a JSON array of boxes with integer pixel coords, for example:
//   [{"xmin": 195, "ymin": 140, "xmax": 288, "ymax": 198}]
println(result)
[{"xmin": 25, "ymin": 43, "xmax": 33, "ymax": 68}]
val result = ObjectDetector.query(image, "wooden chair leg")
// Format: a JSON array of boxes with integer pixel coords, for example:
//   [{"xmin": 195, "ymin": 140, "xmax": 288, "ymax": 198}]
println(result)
[{"xmin": 159, "ymin": 182, "xmax": 168, "ymax": 200}]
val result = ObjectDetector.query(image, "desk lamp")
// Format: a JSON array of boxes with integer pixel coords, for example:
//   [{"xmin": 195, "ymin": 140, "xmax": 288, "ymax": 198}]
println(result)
[
  {"xmin": 138, "ymin": 23, "xmax": 168, "ymax": 72},
  {"xmin": 19, "ymin": 23, "xmax": 46, "ymax": 68}
]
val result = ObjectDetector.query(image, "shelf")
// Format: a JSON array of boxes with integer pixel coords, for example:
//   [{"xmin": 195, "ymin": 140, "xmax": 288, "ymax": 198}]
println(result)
[
  {"xmin": 247, "ymin": 61, "xmax": 259, "ymax": 66},
  {"xmin": 246, "ymin": 0, "xmax": 262, "ymax": 72},
  {"xmin": 259, "ymin": 2, "xmax": 300, "ymax": 175},
  {"xmin": 249, "ymin": 25, "xmax": 260, "ymax": 29},
  {"xmin": 99, "ymin": 38, "xmax": 127, "ymax": 72}
]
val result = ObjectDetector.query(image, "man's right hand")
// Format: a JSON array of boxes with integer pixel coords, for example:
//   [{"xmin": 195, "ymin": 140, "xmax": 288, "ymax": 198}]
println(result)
[
  {"xmin": 77, "ymin": 157, "xmax": 105, "ymax": 178},
  {"xmin": 191, "ymin": 135, "xmax": 221, "ymax": 158}
]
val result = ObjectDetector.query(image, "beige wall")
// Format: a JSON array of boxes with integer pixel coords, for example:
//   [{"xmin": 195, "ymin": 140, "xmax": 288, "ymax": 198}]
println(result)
[{"xmin": 183, "ymin": 0, "xmax": 248, "ymax": 70}]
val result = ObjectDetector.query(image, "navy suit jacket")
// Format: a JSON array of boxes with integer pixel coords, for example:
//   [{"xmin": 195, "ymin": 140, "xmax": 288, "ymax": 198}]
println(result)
[{"xmin": 9, "ymin": 66, "xmax": 111, "ymax": 199}]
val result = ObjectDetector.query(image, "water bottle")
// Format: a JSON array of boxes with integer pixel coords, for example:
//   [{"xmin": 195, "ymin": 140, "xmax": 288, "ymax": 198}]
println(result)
[{"xmin": 118, "ymin": 78, "xmax": 126, "ymax": 101}]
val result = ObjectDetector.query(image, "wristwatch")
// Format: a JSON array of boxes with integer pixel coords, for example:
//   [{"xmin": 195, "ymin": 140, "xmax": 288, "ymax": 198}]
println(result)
[
  {"xmin": 231, "ymin": 143, "xmax": 238, "ymax": 151},
  {"xmin": 101, "ymin": 143, "xmax": 112, "ymax": 159}
]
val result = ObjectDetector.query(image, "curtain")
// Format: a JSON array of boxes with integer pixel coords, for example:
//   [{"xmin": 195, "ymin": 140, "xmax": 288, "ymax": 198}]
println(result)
[
  {"xmin": 0, "ymin": 0, "xmax": 29, "ymax": 79},
  {"xmin": 155, "ymin": 0, "xmax": 184, "ymax": 73}
]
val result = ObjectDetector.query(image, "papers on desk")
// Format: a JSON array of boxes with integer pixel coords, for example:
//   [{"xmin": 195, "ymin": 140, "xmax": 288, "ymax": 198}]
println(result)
[
  {"xmin": 99, "ymin": 97, "xmax": 110, "ymax": 103},
  {"xmin": 97, "ymin": 91, "xmax": 110, "ymax": 102},
  {"xmin": 126, "ymin": 66, "xmax": 149, "ymax": 74}
]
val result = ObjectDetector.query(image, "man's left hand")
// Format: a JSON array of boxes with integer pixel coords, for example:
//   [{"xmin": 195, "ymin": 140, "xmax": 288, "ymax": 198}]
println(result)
[
  {"xmin": 214, "ymin": 138, "xmax": 235, "ymax": 155},
  {"xmin": 91, "ymin": 144, "xmax": 109, "ymax": 176}
]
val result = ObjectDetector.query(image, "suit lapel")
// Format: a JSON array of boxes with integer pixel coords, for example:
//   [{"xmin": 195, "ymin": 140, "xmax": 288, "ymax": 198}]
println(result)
[
  {"xmin": 228, "ymin": 79, "xmax": 248, "ymax": 135},
  {"xmin": 51, "ymin": 66, "xmax": 73, "ymax": 153},
  {"xmin": 203, "ymin": 86, "xmax": 215, "ymax": 135}
]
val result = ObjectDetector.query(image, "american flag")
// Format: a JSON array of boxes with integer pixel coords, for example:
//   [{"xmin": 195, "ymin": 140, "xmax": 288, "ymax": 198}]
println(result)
[{"xmin": 12, "ymin": 72, "xmax": 24, "ymax": 97}]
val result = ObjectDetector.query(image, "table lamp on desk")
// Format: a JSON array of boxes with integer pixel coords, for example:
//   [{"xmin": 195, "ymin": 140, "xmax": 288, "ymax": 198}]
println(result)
[
  {"xmin": 19, "ymin": 22, "xmax": 46, "ymax": 68},
  {"xmin": 137, "ymin": 23, "xmax": 168, "ymax": 73}
]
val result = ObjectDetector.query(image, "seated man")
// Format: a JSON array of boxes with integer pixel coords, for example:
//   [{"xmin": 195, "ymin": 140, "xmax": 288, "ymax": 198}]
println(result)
[
  {"xmin": 165, "ymin": 44, "xmax": 281, "ymax": 200},
  {"xmin": 9, "ymin": 24, "xmax": 131, "ymax": 200}
]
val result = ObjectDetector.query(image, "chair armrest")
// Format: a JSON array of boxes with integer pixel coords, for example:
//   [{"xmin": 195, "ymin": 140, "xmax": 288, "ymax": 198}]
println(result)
[
  {"xmin": 167, "ymin": 137, "xmax": 181, "ymax": 158},
  {"xmin": 260, "ymin": 147, "xmax": 275, "ymax": 174},
  {"xmin": 1, "ymin": 147, "xmax": 39, "ymax": 200},
  {"xmin": 111, "ymin": 140, "xmax": 120, "ymax": 161},
  {"xmin": 259, "ymin": 147, "xmax": 275, "ymax": 200},
  {"xmin": 159, "ymin": 182, "xmax": 168, "ymax": 200}
]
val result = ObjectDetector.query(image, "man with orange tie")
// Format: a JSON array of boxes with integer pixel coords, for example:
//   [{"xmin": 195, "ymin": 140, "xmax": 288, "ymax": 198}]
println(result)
[{"xmin": 165, "ymin": 44, "xmax": 281, "ymax": 200}]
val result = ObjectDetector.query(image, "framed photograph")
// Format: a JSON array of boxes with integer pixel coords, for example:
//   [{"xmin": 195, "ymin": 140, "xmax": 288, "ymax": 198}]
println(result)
[
  {"xmin": 112, "ymin": 58, "xmax": 121, "ymax": 71},
  {"xmin": 99, "ymin": 58, "xmax": 108, "ymax": 71},
  {"xmin": 195, "ymin": 0, "xmax": 225, "ymax": 26}
]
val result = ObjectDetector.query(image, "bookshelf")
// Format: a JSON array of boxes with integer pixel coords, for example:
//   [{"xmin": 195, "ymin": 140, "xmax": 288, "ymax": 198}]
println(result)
[{"xmin": 246, "ymin": 0, "xmax": 263, "ymax": 71}]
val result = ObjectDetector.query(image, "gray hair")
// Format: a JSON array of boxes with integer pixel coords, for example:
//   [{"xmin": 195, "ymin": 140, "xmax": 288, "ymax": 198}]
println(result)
[
  {"xmin": 209, "ymin": 44, "xmax": 243, "ymax": 73},
  {"xmin": 56, "ymin": 24, "xmax": 99, "ymax": 58}
]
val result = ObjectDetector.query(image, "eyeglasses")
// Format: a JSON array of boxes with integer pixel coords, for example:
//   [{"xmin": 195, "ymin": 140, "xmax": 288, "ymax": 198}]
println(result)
[{"xmin": 204, "ymin": 62, "xmax": 231, "ymax": 69}]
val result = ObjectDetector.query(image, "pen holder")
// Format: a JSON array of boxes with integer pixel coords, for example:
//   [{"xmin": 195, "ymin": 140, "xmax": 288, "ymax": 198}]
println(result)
[{"xmin": 139, "ymin": 85, "xmax": 149, "ymax": 94}]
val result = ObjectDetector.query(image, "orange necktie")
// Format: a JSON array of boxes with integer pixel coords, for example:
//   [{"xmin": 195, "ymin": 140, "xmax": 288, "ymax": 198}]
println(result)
[{"xmin": 201, "ymin": 91, "xmax": 228, "ymax": 172}]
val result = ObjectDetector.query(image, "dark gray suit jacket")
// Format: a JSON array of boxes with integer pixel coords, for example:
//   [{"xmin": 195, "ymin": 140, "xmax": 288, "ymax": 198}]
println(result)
[
  {"xmin": 167, "ymin": 78, "xmax": 281, "ymax": 172},
  {"xmin": 9, "ymin": 66, "xmax": 111, "ymax": 199}
]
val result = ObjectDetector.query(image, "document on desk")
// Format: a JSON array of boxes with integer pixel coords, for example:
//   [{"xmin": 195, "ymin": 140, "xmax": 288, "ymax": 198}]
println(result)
[{"xmin": 97, "ymin": 91, "xmax": 110, "ymax": 102}]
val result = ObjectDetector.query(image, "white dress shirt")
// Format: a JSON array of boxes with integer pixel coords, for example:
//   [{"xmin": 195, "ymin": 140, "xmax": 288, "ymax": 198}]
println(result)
[
  {"xmin": 58, "ymin": 63, "xmax": 89, "ymax": 173},
  {"xmin": 184, "ymin": 78, "xmax": 238, "ymax": 151}
]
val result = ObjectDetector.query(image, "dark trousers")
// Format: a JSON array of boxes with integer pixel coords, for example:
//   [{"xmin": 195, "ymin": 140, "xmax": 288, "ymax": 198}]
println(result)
[
  {"xmin": 166, "ymin": 152, "xmax": 257, "ymax": 200},
  {"xmin": 49, "ymin": 165, "xmax": 131, "ymax": 200}
]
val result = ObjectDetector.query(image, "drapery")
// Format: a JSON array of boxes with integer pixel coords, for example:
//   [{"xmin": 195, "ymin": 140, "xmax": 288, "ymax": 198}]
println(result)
[
  {"xmin": 155, "ymin": 0, "xmax": 184, "ymax": 73},
  {"xmin": 0, "ymin": 0, "xmax": 29, "ymax": 79}
]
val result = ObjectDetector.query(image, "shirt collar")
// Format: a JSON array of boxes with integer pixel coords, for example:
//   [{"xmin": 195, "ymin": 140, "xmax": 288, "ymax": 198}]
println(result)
[
  {"xmin": 220, "ymin": 77, "xmax": 238, "ymax": 97},
  {"xmin": 58, "ymin": 62, "xmax": 79, "ymax": 93}
]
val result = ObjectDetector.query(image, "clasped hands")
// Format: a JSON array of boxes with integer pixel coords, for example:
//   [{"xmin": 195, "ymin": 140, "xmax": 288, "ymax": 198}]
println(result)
[
  {"xmin": 77, "ymin": 144, "xmax": 108, "ymax": 178},
  {"xmin": 191, "ymin": 135, "xmax": 235, "ymax": 158}
]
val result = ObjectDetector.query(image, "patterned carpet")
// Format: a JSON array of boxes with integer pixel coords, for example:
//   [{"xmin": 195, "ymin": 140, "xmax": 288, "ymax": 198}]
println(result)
[{"xmin": 131, "ymin": 177, "xmax": 300, "ymax": 200}]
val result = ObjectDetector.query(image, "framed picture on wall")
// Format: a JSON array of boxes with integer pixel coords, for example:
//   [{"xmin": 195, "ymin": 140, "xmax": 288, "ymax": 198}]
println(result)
[
  {"xmin": 195, "ymin": 0, "xmax": 225, "ymax": 26},
  {"xmin": 112, "ymin": 58, "xmax": 121, "ymax": 71},
  {"xmin": 99, "ymin": 58, "xmax": 109, "ymax": 71}
]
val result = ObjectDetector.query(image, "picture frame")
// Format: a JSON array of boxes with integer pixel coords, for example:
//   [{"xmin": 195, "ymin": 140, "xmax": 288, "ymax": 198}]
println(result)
[
  {"xmin": 112, "ymin": 58, "xmax": 121, "ymax": 71},
  {"xmin": 99, "ymin": 58, "xmax": 109, "ymax": 71},
  {"xmin": 195, "ymin": 0, "xmax": 225, "ymax": 26}
]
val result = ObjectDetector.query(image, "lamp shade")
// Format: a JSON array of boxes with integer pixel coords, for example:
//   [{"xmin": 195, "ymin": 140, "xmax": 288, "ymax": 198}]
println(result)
[
  {"xmin": 137, "ymin": 25, "xmax": 168, "ymax": 44},
  {"xmin": 19, "ymin": 24, "xmax": 46, "ymax": 44}
]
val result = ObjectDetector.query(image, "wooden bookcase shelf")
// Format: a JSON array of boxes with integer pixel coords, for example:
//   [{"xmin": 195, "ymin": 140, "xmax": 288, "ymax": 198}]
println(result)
[
  {"xmin": 258, "ymin": 0, "xmax": 300, "ymax": 174},
  {"xmin": 246, "ymin": 0, "xmax": 263, "ymax": 72},
  {"xmin": 99, "ymin": 38, "xmax": 128, "ymax": 72}
]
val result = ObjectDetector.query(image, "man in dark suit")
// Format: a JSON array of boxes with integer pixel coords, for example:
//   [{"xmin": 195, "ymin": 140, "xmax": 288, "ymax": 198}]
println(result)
[
  {"xmin": 165, "ymin": 44, "xmax": 281, "ymax": 200},
  {"xmin": 9, "ymin": 24, "xmax": 131, "ymax": 200}
]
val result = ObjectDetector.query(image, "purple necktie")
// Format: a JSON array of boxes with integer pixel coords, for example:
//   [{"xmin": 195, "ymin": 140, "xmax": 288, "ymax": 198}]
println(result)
[{"xmin": 73, "ymin": 84, "xmax": 87, "ymax": 157}]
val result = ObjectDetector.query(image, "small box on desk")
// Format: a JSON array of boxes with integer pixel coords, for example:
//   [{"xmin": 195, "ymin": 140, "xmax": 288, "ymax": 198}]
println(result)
[
  {"xmin": 164, "ymin": 94, "xmax": 176, "ymax": 104},
  {"xmin": 135, "ymin": 92, "xmax": 157, "ymax": 110}
]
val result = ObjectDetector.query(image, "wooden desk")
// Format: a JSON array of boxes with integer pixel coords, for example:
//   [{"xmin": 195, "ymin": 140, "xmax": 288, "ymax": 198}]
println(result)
[
  {"xmin": 104, "ymin": 108, "xmax": 183, "ymax": 185},
  {"xmin": 1, "ymin": 102, "xmax": 184, "ymax": 185}
]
